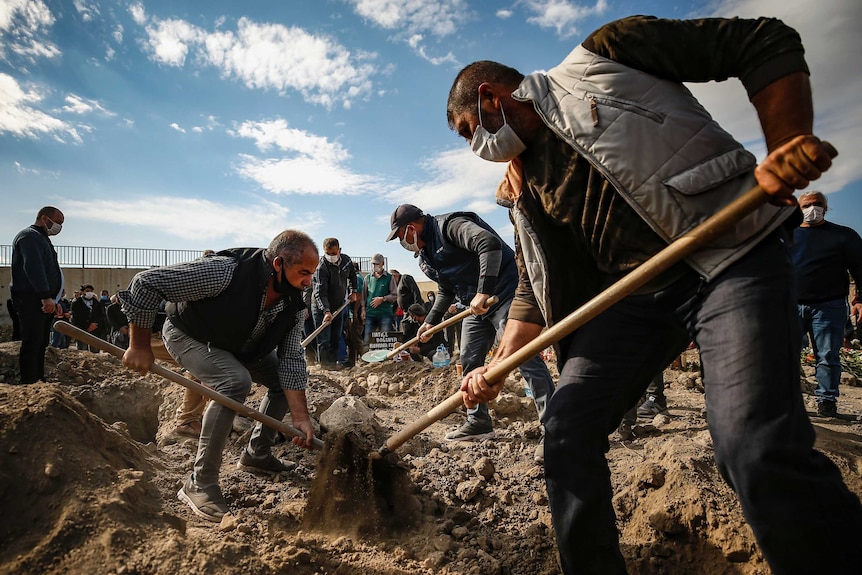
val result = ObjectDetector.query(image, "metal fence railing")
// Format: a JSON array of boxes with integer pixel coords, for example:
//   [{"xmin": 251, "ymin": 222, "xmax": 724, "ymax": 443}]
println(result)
[
  {"xmin": 0, "ymin": 244, "xmax": 207, "ymax": 269},
  {"xmin": 0, "ymin": 244, "xmax": 383, "ymax": 272}
]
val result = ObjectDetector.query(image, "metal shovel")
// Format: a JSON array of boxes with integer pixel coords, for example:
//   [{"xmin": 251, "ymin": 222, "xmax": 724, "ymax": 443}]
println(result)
[
  {"xmin": 53, "ymin": 320, "xmax": 325, "ymax": 450},
  {"xmin": 373, "ymin": 145, "xmax": 836, "ymax": 458},
  {"xmin": 361, "ymin": 295, "xmax": 499, "ymax": 363}
]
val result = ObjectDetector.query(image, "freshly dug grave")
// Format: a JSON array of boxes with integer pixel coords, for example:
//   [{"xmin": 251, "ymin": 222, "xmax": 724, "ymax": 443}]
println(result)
[{"xmin": 1, "ymin": 342, "xmax": 862, "ymax": 575}]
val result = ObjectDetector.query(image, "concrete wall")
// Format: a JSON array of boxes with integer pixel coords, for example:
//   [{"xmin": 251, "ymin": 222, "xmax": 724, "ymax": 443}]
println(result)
[{"xmin": 0, "ymin": 267, "xmax": 143, "ymax": 325}]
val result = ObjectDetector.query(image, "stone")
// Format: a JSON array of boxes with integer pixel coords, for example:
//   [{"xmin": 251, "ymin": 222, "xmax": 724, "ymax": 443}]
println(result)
[{"xmin": 319, "ymin": 396, "xmax": 377, "ymax": 436}]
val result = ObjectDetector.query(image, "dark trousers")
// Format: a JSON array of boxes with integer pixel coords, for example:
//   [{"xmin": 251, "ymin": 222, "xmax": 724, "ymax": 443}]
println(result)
[
  {"xmin": 13, "ymin": 294, "xmax": 54, "ymax": 384},
  {"xmin": 545, "ymin": 233, "xmax": 862, "ymax": 574}
]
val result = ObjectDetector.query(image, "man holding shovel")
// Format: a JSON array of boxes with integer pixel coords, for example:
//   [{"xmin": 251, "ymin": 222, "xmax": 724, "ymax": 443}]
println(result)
[
  {"xmin": 446, "ymin": 15, "xmax": 862, "ymax": 574},
  {"xmin": 386, "ymin": 204, "xmax": 554, "ymax": 444},
  {"xmin": 119, "ymin": 230, "xmax": 319, "ymax": 523}
]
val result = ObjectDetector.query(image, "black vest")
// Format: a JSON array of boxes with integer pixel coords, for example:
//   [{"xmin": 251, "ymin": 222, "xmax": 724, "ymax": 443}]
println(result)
[
  {"xmin": 419, "ymin": 212, "xmax": 518, "ymax": 303},
  {"xmin": 167, "ymin": 248, "xmax": 305, "ymax": 361}
]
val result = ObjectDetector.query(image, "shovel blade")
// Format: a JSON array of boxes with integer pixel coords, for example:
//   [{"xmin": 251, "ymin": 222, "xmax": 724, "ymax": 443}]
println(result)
[{"xmin": 361, "ymin": 349, "xmax": 391, "ymax": 363}]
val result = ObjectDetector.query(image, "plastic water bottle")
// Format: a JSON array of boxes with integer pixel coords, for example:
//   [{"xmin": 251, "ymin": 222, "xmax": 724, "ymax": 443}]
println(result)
[{"xmin": 432, "ymin": 344, "xmax": 451, "ymax": 368}]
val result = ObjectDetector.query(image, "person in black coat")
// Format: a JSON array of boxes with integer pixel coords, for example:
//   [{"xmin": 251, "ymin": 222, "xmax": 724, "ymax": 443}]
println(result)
[{"xmin": 70, "ymin": 284, "xmax": 107, "ymax": 352}]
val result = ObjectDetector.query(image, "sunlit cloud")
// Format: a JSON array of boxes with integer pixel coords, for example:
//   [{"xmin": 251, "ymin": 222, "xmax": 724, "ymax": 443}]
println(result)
[
  {"xmin": 230, "ymin": 118, "xmax": 377, "ymax": 195},
  {"xmin": 62, "ymin": 196, "xmax": 327, "ymax": 244},
  {"xmin": 60, "ymin": 94, "xmax": 114, "ymax": 116},
  {"xmin": 0, "ymin": 0, "xmax": 60, "ymax": 63},
  {"xmin": 385, "ymin": 146, "xmax": 508, "ymax": 213},
  {"xmin": 345, "ymin": 0, "xmax": 467, "ymax": 65},
  {"xmin": 522, "ymin": 0, "xmax": 607, "ymax": 38},
  {"xmin": 131, "ymin": 10, "xmax": 377, "ymax": 108},
  {"xmin": 72, "ymin": 0, "xmax": 99, "ymax": 22},
  {"xmin": 0, "ymin": 73, "xmax": 82, "ymax": 143}
]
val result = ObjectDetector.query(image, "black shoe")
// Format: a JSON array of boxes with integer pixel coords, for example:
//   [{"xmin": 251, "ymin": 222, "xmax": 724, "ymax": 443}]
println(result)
[
  {"xmin": 177, "ymin": 475, "xmax": 228, "ymax": 522},
  {"xmin": 237, "ymin": 449, "xmax": 296, "ymax": 475},
  {"xmin": 817, "ymin": 401, "xmax": 837, "ymax": 417},
  {"xmin": 637, "ymin": 396, "xmax": 669, "ymax": 420},
  {"xmin": 337, "ymin": 360, "xmax": 354, "ymax": 369}
]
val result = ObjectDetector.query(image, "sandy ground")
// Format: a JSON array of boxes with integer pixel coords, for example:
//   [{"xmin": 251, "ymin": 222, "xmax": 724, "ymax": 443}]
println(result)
[{"xmin": 1, "ymin": 335, "xmax": 862, "ymax": 575}]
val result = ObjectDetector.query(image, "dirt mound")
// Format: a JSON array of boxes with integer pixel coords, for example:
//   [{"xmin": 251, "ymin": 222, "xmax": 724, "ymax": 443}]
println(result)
[{"xmin": 1, "ymin": 342, "xmax": 861, "ymax": 574}]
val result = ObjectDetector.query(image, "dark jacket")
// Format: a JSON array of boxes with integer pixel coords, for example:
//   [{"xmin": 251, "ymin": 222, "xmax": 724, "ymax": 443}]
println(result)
[
  {"xmin": 168, "ymin": 248, "xmax": 306, "ymax": 362},
  {"xmin": 71, "ymin": 297, "xmax": 107, "ymax": 338},
  {"xmin": 10, "ymin": 225, "xmax": 62, "ymax": 299},
  {"xmin": 418, "ymin": 212, "xmax": 518, "ymax": 324},
  {"xmin": 312, "ymin": 253, "xmax": 357, "ymax": 313},
  {"xmin": 396, "ymin": 274, "xmax": 424, "ymax": 312},
  {"xmin": 401, "ymin": 316, "xmax": 446, "ymax": 360},
  {"xmin": 791, "ymin": 222, "xmax": 862, "ymax": 303}
]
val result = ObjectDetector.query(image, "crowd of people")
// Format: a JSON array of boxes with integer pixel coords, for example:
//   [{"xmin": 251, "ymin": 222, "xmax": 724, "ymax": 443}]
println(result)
[{"xmin": 7, "ymin": 12, "xmax": 862, "ymax": 573}]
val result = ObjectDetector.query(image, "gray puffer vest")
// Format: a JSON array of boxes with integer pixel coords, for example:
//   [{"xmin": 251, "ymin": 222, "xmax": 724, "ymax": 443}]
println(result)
[{"xmin": 512, "ymin": 44, "xmax": 794, "ymax": 284}]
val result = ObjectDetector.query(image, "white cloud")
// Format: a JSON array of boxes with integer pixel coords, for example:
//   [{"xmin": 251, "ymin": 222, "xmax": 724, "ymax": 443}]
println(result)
[
  {"xmin": 687, "ymin": 0, "xmax": 862, "ymax": 195},
  {"xmin": 522, "ymin": 0, "xmax": 607, "ymax": 38},
  {"xmin": 346, "ymin": 0, "xmax": 467, "ymax": 65},
  {"xmin": 145, "ymin": 18, "xmax": 199, "ymax": 67},
  {"xmin": 72, "ymin": 0, "xmax": 99, "ymax": 22},
  {"xmin": 133, "ymin": 13, "xmax": 376, "ymax": 108},
  {"xmin": 496, "ymin": 9, "xmax": 513, "ymax": 19},
  {"xmin": 348, "ymin": 0, "xmax": 465, "ymax": 36},
  {"xmin": 385, "ymin": 146, "xmax": 508, "ymax": 213},
  {"xmin": 230, "ymin": 118, "xmax": 377, "ymax": 195},
  {"xmin": 128, "ymin": 3, "xmax": 146, "ymax": 26},
  {"xmin": 0, "ymin": 73, "xmax": 82, "ymax": 143},
  {"xmin": 112, "ymin": 24, "xmax": 123, "ymax": 43},
  {"xmin": 62, "ymin": 196, "xmax": 327, "ymax": 245},
  {"xmin": 169, "ymin": 122, "xmax": 185, "ymax": 133},
  {"xmin": 0, "ymin": 0, "xmax": 60, "ymax": 62},
  {"xmin": 60, "ymin": 94, "xmax": 113, "ymax": 116}
]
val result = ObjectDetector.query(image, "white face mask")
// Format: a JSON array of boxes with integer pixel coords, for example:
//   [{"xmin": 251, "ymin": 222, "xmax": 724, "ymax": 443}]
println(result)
[
  {"xmin": 83, "ymin": 292, "xmax": 95, "ymax": 300},
  {"xmin": 470, "ymin": 95, "xmax": 526, "ymax": 162},
  {"xmin": 46, "ymin": 218, "xmax": 62, "ymax": 236},
  {"xmin": 399, "ymin": 226, "xmax": 420, "ymax": 253},
  {"xmin": 802, "ymin": 205, "xmax": 825, "ymax": 225},
  {"xmin": 325, "ymin": 254, "xmax": 340, "ymax": 264}
]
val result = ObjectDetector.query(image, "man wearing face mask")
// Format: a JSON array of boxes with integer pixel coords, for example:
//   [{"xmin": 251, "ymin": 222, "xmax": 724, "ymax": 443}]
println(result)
[
  {"xmin": 386, "ymin": 204, "xmax": 555, "ymax": 443},
  {"xmin": 446, "ymin": 15, "xmax": 862, "ymax": 574},
  {"xmin": 71, "ymin": 284, "xmax": 108, "ymax": 352},
  {"xmin": 10, "ymin": 206, "xmax": 64, "ymax": 384},
  {"xmin": 311, "ymin": 237, "xmax": 358, "ymax": 369},
  {"xmin": 360, "ymin": 254, "xmax": 397, "ymax": 347},
  {"xmin": 119, "ymin": 230, "xmax": 319, "ymax": 523},
  {"xmin": 789, "ymin": 191, "xmax": 862, "ymax": 417}
]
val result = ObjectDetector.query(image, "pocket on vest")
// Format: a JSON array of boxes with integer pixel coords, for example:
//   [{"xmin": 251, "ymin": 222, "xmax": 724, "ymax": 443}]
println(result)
[{"xmin": 662, "ymin": 148, "xmax": 756, "ymax": 195}]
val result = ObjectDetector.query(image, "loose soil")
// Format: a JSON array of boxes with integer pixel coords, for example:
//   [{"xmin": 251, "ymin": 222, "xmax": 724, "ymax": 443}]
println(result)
[{"xmin": 1, "ymin": 337, "xmax": 861, "ymax": 575}]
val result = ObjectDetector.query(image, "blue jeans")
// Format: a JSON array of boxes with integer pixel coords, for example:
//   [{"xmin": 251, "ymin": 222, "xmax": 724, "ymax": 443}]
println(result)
[
  {"xmin": 799, "ymin": 298, "xmax": 847, "ymax": 404},
  {"xmin": 459, "ymin": 294, "xmax": 555, "ymax": 424},
  {"xmin": 312, "ymin": 308, "xmax": 347, "ymax": 364},
  {"xmin": 545, "ymin": 233, "xmax": 862, "ymax": 574},
  {"xmin": 363, "ymin": 315, "xmax": 393, "ymax": 345},
  {"xmin": 163, "ymin": 319, "xmax": 287, "ymax": 487}
]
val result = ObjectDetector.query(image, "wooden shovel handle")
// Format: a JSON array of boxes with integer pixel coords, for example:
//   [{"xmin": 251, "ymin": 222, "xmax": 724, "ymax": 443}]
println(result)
[
  {"xmin": 301, "ymin": 298, "xmax": 352, "ymax": 348},
  {"xmin": 385, "ymin": 295, "xmax": 499, "ymax": 359},
  {"xmin": 54, "ymin": 321, "xmax": 324, "ymax": 450},
  {"xmin": 375, "ymin": 142, "xmax": 837, "ymax": 456}
]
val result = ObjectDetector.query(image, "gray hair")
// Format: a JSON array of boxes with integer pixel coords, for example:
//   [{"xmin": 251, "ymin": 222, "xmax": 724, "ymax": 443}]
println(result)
[
  {"xmin": 798, "ymin": 191, "xmax": 827, "ymax": 209},
  {"xmin": 266, "ymin": 230, "xmax": 317, "ymax": 266}
]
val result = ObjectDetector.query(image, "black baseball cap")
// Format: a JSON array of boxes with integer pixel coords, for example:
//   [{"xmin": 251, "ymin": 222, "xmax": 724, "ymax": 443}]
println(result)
[{"xmin": 386, "ymin": 204, "xmax": 424, "ymax": 241}]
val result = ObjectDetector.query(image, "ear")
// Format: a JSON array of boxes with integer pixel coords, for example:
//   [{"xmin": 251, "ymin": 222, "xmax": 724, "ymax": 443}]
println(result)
[{"xmin": 477, "ymin": 82, "xmax": 500, "ymax": 112}]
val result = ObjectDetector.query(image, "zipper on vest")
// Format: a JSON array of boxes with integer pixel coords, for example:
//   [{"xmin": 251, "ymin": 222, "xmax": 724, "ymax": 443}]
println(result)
[{"xmin": 589, "ymin": 95, "xmax": 599, "ymax": 127}]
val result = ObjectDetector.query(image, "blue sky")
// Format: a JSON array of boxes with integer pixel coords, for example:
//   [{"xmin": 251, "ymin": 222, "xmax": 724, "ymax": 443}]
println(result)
[{"xmin": 1, "ymin": 0, "xmax": 860, "ymax": 280}]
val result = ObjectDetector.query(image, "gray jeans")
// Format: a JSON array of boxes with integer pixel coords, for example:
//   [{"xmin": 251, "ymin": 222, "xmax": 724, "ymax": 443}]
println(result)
[{"xmin": 163, "ymin": 319, "xmax": 287, "ymax": 487}]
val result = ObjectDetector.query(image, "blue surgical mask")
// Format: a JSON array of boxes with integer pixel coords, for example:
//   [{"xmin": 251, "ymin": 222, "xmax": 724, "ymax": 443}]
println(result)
[{"xmin": 470, "ymin": 95, "xmax": 526, "ymax": 162}]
